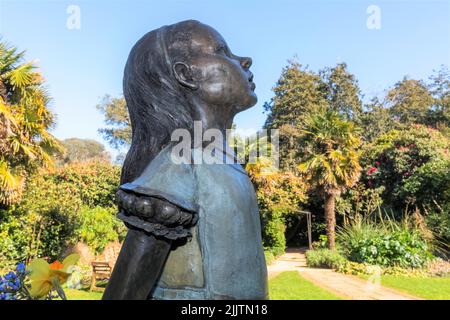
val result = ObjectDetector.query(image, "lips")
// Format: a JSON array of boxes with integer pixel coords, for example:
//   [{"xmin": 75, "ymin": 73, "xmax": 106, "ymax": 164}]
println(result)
[{"xmin": 248, "ymin": 72, "xmax": 255, "ymax": 91}]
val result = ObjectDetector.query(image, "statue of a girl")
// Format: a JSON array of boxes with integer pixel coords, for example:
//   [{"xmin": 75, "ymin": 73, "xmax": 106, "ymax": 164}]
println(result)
[{"xmin": 103, "ymin": 20, "xmax": 268, "ymax": 300}]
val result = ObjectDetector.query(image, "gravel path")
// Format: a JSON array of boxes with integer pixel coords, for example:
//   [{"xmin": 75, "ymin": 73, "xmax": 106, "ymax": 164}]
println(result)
[{"xmin": 267, "ymin": 248, "xmax": 422, "ymax": 300}]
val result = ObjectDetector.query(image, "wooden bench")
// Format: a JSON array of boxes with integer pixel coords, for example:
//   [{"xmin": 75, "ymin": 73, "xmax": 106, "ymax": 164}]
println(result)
[{"xmin": 90, "ymin": 261, "xmax": 111, "ymax": 292}]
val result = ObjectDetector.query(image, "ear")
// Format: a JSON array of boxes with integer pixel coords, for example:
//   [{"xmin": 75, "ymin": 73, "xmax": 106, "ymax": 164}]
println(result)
[{"xmin": 173, "ymin": 62, "xmax": 198, "ymax": 90}]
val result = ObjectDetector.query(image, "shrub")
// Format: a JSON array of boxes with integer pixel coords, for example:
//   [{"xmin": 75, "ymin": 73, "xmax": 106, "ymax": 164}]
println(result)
[
  {"xmin": 0, "ymin": 207, "xmax": 78, "ymax": 267},
  {"xmin": 312, "ymin": 234, "xmax": 329, "ymax": 249},
  {"xmin": 399, "ymin": 159, "xmax": 450, "ymax": 208},
  {"xmin": 264, "ymin": 251, "xmax": 276, "ymax": 265},
  {"xmin": 306, "ymin": 249, "xmax": 346, "ymax": 269},
  {"xmin": 262, "ymin": 216, "xmax": 286, "ymax": 257},
  {"xmin": 336, "ymin": 183, "xmax": 385, "ymax": 222},
  {"xmin": 49, "ymin": 161, "xmax": 120, "ymax": 208},
  {"xmin": 76, "ymin": 206, "xmax": 126, "ymax": 254},
  {"xmin": 362, "ymin": 125, "xmax": 450, "ymax": 210},
  {"xmin": 336, "ymin": 260, "xmax": 427, "ymax": 277},
  {"xmin": 247, "ymin": 161, "xmax": 307, "ymax": 256},
  {"xmin": 337, "ymin": 217, "xmax": 433, "ymax": 268},
  {"xmin": 425, "ymin": 204, "xmax": 450, "ymax": 255},
  {"xmin": 0, "ymin": 161, "xmax": 121, "ymax": 268},
  {"xmin": 336, "ymin": 261, "xmax": 371, "ymax": 275}
]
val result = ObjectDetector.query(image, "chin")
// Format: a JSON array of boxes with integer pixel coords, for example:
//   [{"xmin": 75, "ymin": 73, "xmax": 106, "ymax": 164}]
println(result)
[
  {"xmin": 238, "ymin": 91, "xmax": 258, "ymax": 111},
  {"xmin": 246, "ymin": 92, "xmax": 258, "ymax": 108},
  {"xmin": 229, "ymin": 90, "xmax": 258, "ymax": 113}
]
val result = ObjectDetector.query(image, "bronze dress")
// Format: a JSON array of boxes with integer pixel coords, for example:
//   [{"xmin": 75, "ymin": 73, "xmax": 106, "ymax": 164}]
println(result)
[{"xmin": 119, "ymin": 144, "xmax": 268, "ymax": 299}]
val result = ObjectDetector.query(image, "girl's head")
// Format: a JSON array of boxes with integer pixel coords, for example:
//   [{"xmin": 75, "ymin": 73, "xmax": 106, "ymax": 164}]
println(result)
[{"xmin": 122, "ymin": 20, "xmax": 257, "ymax": 183}]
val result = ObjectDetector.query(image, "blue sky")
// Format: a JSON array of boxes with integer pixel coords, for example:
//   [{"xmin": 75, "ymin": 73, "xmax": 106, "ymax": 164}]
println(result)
[{"xmin": 1, "ymin": 0, "xmax": 449, "ymax": 157}]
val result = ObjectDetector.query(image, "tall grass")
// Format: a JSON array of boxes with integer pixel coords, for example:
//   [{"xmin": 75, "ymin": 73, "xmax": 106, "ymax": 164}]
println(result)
[{"xmin": 337, "ymin": 209, "xmax": 435, "ymax": 268}]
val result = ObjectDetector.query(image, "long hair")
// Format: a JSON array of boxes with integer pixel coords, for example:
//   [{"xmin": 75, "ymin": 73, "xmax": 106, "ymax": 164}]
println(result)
[{"xmin": 121, "ymin": 20, "xmax": 200, "ymax": 184}]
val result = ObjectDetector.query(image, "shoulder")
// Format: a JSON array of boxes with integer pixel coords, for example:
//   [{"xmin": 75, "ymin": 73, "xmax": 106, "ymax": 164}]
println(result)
[{"xmin": 120, "ymin": 144, "xmax": 198, "ymax": 212}]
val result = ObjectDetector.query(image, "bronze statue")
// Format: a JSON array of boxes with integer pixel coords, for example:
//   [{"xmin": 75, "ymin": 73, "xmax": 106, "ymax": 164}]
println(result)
[{"xmin": 103, "ymin": 20, "xmax": 268, "ymax": 300}]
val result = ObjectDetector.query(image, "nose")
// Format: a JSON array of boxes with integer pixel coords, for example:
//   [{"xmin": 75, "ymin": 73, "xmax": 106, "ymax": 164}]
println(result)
[{"xmin": 240, "ymin": 56, "xmax": 252, "ymax": 70}]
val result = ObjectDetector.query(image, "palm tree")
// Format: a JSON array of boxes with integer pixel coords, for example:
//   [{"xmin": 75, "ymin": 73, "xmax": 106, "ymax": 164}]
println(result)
[
  {"xmin": 298, "ymin": 107, "xmax": 361, "ymax": 249},
  {"xmin": 0, "ymin": 41, "xmax": 61, "ymax": 205}
]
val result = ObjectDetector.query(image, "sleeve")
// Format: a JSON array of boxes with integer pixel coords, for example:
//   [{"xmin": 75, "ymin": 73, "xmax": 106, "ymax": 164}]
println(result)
[{"xmin": 117, "ymin": 145, "xmax": 198, "ymax": 240}]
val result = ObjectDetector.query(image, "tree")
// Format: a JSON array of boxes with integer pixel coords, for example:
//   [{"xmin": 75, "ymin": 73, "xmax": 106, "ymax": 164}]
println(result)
[
  {"xmin": 97, "ymin": 95, "xmax": 131, "ymax": 150},
  {"xmin": 298, "ymin": 108, "xmax": 362, "ymax": 249},
  {"xmin": 264, "ymin": 60, "xmax": 326, "ymax": 129},
  {"xmin": 428, "ymin": 65, "xmax": 450, "ymax": 129},
  {"xmin": 264, "ymin": 60, "xmax": 363, "ymax": 170},
  {"xmin": 0, "ymin": 41, "xmax": 61, "ymax": 205},
  {"xmin": 358, "ymin": 98, "xmax": 397, "ymax": 142},
  {"xmin": 320, "ymin": 62, "xmax": 362, "ymax": 120},
  {"xmin": 387, "ymin": 78, "xmax": 433, "ymax": 126},
  {"xmin": 264, "ymin": 60, "xmax": 327, "ymax": 169},
  {"xmin": 60, "ymin": 138, "xmax": 110, "ymax": 164}
]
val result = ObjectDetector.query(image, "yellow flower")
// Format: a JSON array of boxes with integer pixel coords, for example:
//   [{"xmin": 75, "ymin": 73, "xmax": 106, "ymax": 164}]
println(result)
[{"xmin": 28, "ymin": 254, "xmax": 80, "ymax": 299}]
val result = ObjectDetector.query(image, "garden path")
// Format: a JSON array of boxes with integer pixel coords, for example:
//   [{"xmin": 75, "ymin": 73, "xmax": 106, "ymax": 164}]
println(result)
[{"xmin": 267, "ymin": 248, "xmax": 422, "ymax": 300}]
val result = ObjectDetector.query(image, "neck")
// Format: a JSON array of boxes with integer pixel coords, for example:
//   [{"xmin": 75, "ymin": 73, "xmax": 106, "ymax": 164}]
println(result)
[{"xmin": 191, "ymin": 97, "xmax": 235, "ymax": 135}]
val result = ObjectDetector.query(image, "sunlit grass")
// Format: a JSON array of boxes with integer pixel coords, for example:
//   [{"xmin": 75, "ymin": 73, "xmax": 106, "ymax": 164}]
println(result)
[
  {"xmin": 269, "ymin": 271, "xmax": 343, "ymax": 300},
  {"xmin": 65, "ymin": 288, "xmax": 103, "ymax": 300},
  {"xmin": 64, "ymin": 272, "xmax": 344, "ymax": 300},
  {"xmin": 377, "ymin": 275, "xmax": 450, "ymax": 300}
]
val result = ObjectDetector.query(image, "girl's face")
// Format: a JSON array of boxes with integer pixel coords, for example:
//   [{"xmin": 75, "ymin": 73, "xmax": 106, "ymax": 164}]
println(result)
[{"xmin": 175, "ymin": 23, "xmax": 257, "ymax": 113}]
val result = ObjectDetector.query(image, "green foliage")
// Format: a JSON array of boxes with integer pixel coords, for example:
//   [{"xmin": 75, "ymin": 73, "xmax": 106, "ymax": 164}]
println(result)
[
  {"xmin": 247, "ymin": 160, "xmax": 307, "ymax": 256},
  {"xmin": 0, "ymin": 164, "xmax": 83, "ymax": 265},
  {"xmin": 0, "ymin": 210, "xmax": 35, "ymax": 270},
  {"xmin": 298, "ymin": 108, "xmax": 362, "ymax": 195},
  {"xmin": 263, "ymin": 59, "xmax": 364, "ymax": 250},
  {"xmin": 264, "ymin": 59, "xmax": 326, "ymax": 131},
  {"xmin": 297, "ymin": 108, "xmax": 362, "ymax": 249},
  {"xmin": 425, "ymin": 203, "xmax": 450, "ymax": 254},
  {"xmin": 262, "ymin": 217, "xmax": 286, "ymax": 257},
  {"xmin": 262, "ymin": 59, "xmax": 450, "ymax": 259},
  {"xmin": 0, "ymin": 161, "xmax": 121, "ymax": 267},
  {"xmin": 346, "ymin": 232, "xmax": 430, "ymax": 268},
  {"xmin": 399, "ymin": 159, "xmax": 450, "ymax": 209},
  {"xmin": 0, "ymin": 207, "xmax": 77, "ymax": 269},
  {"xmin": 0, "ymin": 41, "xmax": 62, "ymax": 205},
  {"xmin": 337, "ymin": 217, "xmax": 433, "ymax": 268},
  {"xmin": 305, "ymin": 249, "xmax": 346, "ymax": 269},
  {"xmin": 76, "ymin": 206, "xmax": 126, "ymax": 254},
  {"xmin": 336, "ymin": 260, "xmax": 426, "ymax": 277},
  {"xmin": 357, "ymin": 98, "xmax": 397, "ymax": 142},
  {"xmin": 60, "ymin": 138, "xmax": 110, "ymax": 164},
  {"xmin": 336, "ymin": 261, "xmax": 372, "ymax": 275},
  {"xmin": 264, "ymin": 250, "xmax": 276, "ymax": 265},
  {"xmin": 427, "ymin": 65, "xmax": 450, "ymax": 128},
  {"xmin": 356, "ymin": 66, "xmax": 450, "ymax": 142},
  {"xmin": 97, "ymin": 95, "xmax": 131, "ymax": 150},
  {"xmin": 336, "ymin": 183, "xmax": 384, "ymax": 222},
  {"xmin": 387, "ymin": 78, "xmax": 434, "ymax": 126},
  {"xmin": 319, "ymin": 62, "xmax": 362, "ymax": 120},
  {"xmin": 52, "ymin": 161, "xmax": 120, "ymax": 208},
  {"xmin": 363, "ymin": 125, "xmax": 450, "ymax": 209},
  {"xmin": 264, "ymin": 60, "xmax": 362, "ymax": 171},
  {"xmin": 312, "ymin": 234, "xmax": 329, "ymax": 249}
]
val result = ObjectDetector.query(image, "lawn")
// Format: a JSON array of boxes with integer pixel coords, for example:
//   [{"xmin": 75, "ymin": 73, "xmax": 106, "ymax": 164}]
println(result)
[
  {"xmin": 65, "ymin": 288, "xmax": 103, "ymax": 300},
  {"xmin": 65, "ymin": 271, "xmax": 343, "ymax": 300},
  {"xmin": 269, "ymin": 271, "xmax": 342, "ymax": 300},
  {"xmin": 375, "ymin": 275, "xmax": 450, "ymax": 300}
]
